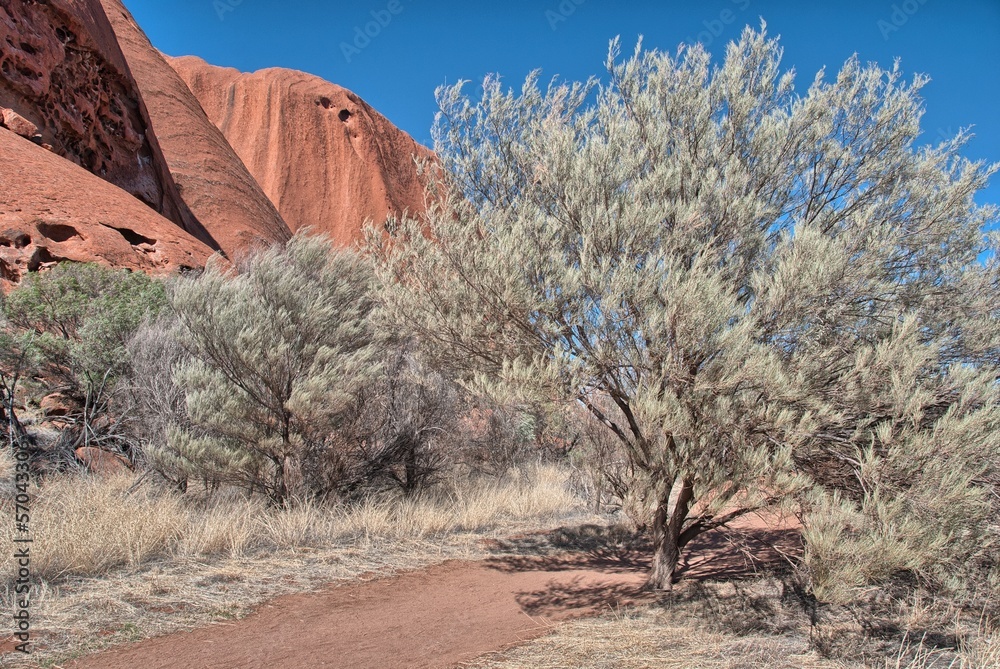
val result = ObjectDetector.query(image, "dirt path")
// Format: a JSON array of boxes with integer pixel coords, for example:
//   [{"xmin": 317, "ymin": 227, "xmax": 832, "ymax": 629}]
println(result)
[
  {"xmin": 58, "ymin": 524, "xmax": 798, "ymax": 669},
  {"xmin": 62, "ymin": 557, "xmax": 651, "ymax": 669}
]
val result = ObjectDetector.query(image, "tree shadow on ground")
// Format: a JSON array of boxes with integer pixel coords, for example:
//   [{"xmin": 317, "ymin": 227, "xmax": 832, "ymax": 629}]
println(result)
[
  {"xmin": 514, "ymin": 575, "xmax": 655, "ymax": 616},
  {"xmin": 484, "ymin": 524, "xmax": 651, "ymax": 574},
  {"xmin": 483, "ymin": 522, "xmax": 803, "ymax": 619},
  {"xmin": 677, "ymin": 527, "xmax": 802, "ymax": 582},
  {"xmin": 484, "ymin": 523, "xmax": 801, "ymax": 582}
]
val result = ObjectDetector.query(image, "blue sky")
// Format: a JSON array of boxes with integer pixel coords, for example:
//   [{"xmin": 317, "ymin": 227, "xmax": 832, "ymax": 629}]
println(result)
[{"xmin": 125, "ymin": 0, "xmax": 1000, "ymax": 207}]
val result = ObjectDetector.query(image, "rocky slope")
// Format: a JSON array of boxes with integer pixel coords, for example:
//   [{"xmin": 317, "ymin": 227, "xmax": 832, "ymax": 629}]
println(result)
[
  {"xmin": 171, "ymin": 56, "xmax": 432, "ymax": 247},
  {"xmin": 0, "ymin": 0, "xmax": 430, "ymax": 285},
  {"xmin": 0, "ymin": 127, "xmax": 215, "ymax": 290},
  {"xmin": 0, "ymin": 0, "xmax": 211, "ymax": 245},
  {"xmin": 99, "ymin": 0, "xmax": 292, "ymax": 258}
]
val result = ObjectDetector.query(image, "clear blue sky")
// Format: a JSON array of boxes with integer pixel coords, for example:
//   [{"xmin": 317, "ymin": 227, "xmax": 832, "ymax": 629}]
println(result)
[{"xmin": 124, "ymin": 0, "xmax": 1000, "ymax": 207}]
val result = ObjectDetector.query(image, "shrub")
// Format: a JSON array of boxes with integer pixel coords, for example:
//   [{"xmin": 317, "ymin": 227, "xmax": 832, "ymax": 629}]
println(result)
[
  {"xmin": 167, "ymin": 232, "xmax": 383, "ymax": 506},
  {"xmin": 0, "ymin": 263, "xmax": 167, "ymax": 459},
  {"xmin": 369, "ymin": 26, "xmax": 1000, "ymax": 593}
]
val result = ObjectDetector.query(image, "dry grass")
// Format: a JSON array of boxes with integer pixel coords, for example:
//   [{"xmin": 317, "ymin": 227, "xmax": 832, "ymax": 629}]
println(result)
[
  {"xmin": 467, "ymin": 579, "xmax": 998, "ymax": 669},
  {"xmin": 0, "ymin": 462, "xmax": 582, "ymax": 585},
  {"xmin": 0, "ymin": 457, "xmax": 593, "ymax": 667},
  {"xmin": 467, "ymin": 607, "xmax": 839, "ymax": 669},
  {"xmin": 0, "ymin": 448, "xmax": 994, "ymax": 669}
]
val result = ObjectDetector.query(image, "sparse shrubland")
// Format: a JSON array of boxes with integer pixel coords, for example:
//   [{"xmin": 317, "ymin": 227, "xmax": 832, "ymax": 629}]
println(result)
[{"xmin": 2, "ymin": 26, "xmax": 999, "ymax": 669}]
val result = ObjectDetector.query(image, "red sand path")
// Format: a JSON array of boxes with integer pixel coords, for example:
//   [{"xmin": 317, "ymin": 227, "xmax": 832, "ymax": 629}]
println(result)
[
  {"xmin": 59, "ymin": 524, "xmax": 798, "ymax": 669},
  {"xmin": 64, "ymin": 558, "xmax": 652, "ymax": 669}
]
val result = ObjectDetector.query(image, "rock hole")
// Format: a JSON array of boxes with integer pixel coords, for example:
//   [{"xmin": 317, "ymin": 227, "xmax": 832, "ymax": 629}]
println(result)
[
  {"xmin": 36, "ymin": 221, "xmax": 81, "ymax": 243},
  {"xmin": 27, "ymin": 246, "xmax": 62, "ymax": 272},
  {"xmin": 338, "ymin": 109, "xmax": 352, "ymax": 122},
  {"xmin": 317, "ymin": 97, "xmax": 332, "ymax": 109},
  {"xmin": 0, "ymin": 229, "xmax": 31, "ymax": 248},
  {"xmin": 109, "ymin": 225, "xmax": 156, "ymax": 246},
  {"xmin": 19, "ymin": 42, "xmax": 36, "ymax": 55}
]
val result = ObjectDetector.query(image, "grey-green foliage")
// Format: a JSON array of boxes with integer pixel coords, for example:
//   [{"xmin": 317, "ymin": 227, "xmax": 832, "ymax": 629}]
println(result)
[
  {"xmin": 124, "ymin": 315, "xmax": 193, "ymax": 490},
  {"xmin": 2, "ymin": 262, "xmax": 168, "ymax": 391},
  {"xmin": 168, "ymin": 232, "xmax": 382, "ymax": 506},
  {"xmin": 368, "ymin": 26, "xmax": 1000, "ymax": 594},
  {"xmin": 0, "ymin": 263, "xmax": 167, "ymax": 456}
]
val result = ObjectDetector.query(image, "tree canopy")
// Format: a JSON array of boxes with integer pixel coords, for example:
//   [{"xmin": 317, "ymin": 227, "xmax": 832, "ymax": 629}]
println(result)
[{"xmin": 369, "ymin": 26, "xmax": 1000, "ymax": 594}]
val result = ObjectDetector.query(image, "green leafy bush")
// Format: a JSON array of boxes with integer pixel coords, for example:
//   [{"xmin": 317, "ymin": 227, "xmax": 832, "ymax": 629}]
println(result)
[{"xmin": 1, "ymin": 263, "xmax": 168, "ymax": 457}]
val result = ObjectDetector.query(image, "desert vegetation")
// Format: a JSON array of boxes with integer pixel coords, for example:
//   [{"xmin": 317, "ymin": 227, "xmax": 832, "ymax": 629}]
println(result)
[{"xmin": 1, "ymin": 26, "xmax": 998, "ymax": 669}]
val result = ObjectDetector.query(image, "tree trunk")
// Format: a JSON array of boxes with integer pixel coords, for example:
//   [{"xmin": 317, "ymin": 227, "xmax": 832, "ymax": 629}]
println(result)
[
  {"xmin": 647, "ymin": 477, "xmax": 694, "ymax": 590},
  {"xmin": 281, "ymin": 453, "xmax": 303, "ymax": 505},
  {"xmin": 593, "ymin": 473, "xmax": 603, "ymax": 514},
  {"xmin": 272, "ymin": 456, "xmax": 286, "ymax": 507}
]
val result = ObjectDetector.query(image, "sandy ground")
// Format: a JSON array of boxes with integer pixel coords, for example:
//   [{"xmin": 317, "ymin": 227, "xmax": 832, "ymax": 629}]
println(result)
[
  {"xmin": 46, "ymin": 521, "xmax": 799, "ymax": 669},
  {"xmin": 61, "ymin": 558, "xmax": 652, "ymax": 669}
]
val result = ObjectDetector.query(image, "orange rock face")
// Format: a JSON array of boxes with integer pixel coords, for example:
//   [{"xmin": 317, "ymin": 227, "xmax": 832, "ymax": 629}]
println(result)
[
  {"xmin": 0, "ymin": 0, "xmax": 210, "ymax": 244},
  {"xmin": 75, "ymin": 446, "xmax": 131, "ymax": 474},
  {"xmin": 99, "ymin": 0, "xmax": 292, "ymax": 259},
  {"xmin": 1, "ymin": 0, "xmax": 432, "ymax": 287},
  {"xmin": 0, "ymin": 128, "xmax": 216, "ymax": 290},
  {"xmin": 171, "ymin": 56, "xmax": 433, "ymax": 247}
]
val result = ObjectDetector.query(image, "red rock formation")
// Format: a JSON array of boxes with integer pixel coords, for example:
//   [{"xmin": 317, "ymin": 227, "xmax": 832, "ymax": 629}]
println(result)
[
  {"xmin": 99, "ymin": 0, "xmax": 292, "ymax": 258},
  {"xmin": 40, "ymin": 392, "xmax": 74, "ymax": 418},
  {"xmin": 0, "ymin": 127, "xmax": 215, "ymax": 290},
  {"xmin": 75, "ymin": 446, "xmax": 131, "ymax": 474},
  {"xmin": 171, "ymin": 56, "xmax": 432, "ymax": 247},
  {"xmin": 0, "ymin": 0, "xmax": 215, "ymax": 248}
]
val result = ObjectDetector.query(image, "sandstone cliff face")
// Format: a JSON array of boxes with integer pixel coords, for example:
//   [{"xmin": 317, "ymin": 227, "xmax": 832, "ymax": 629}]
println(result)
[
  {"xmin": 1, "ymin": 0, "xmax": 431, "ymax": 288},
  {"xmin": 99, "ymin": 0, "xmax": 292, "ymax": 258},
  {"xmin": 0, "ymin": 127, "xmax": 215, "ymax": 291},
  {"xmin": 171, "ymin": 56, "xmax": 432, "ymax": 247},
  {"xmin": 0, "ymin": 0, "xmax": 211, "ymax": 246}
]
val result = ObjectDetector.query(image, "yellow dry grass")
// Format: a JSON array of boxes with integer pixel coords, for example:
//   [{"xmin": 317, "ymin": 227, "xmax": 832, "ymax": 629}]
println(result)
[
  {"xmin": 0, "ymin": 462, "xmax": 582, "ymax": 585},
  {"xmin": 467, "ymin": 587, "xmax": 998, "ymax": 669},
  {"xmin": 0, "ymin": 456, "xmax": 593, "ymax": 668}
]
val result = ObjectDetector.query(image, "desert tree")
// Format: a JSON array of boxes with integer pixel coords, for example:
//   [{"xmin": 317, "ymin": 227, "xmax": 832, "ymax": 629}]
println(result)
[
  {"xmin": 0, "ymin": 263, "xmax": 168, "ymax": 459},
  {"xmin": 168, "ymin": 232, "xmax": 382, "ymax": 506},
  {"xmin": 368, "ymin": 26, "xmax": 1000, "ymax": 591},
  {"xmin": 351, "ymin": 343, "xmax": 461, "ymax": 495}
]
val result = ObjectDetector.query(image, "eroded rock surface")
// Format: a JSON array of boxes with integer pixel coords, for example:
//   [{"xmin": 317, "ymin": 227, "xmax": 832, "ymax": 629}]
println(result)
[
  {"xmin": 171, "ymin": 56, "xmax": 432, "ymax": 247},
  {"xmin": 100, "ymin": 0, "xmax": 292, "ymax": 258},
  {"xmin": 0, "ymin": 127, "xmax": 215, "ymax": 290},
  {"xmin": 0, "ymin": 0, "xmax": 212, "ymax": 245}
]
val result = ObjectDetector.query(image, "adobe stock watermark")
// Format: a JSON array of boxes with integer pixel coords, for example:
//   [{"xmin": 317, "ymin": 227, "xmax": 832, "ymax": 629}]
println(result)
[
  {"xmin": 546, "ymin": 0, "xmax": 587, "ymax": 31},
  {"xmin": 341, "ymin": 0, "xmax": 407, "ymax": 63},
  {"xmin": 213, "ymin": 0, "xmax": 245, "ymax": 21},
  {"xmin": 877, "ymin": 0, "xmax": 931, "ymax": 40},
  {"xmin": 685, "ymin": 0, "xmax": 752, "ymax": 49}
]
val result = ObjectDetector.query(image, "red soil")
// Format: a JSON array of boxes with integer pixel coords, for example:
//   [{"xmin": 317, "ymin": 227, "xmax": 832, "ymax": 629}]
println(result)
[
  {"xmin": 63, "ymin": 559, "xmax": 649, "ymax": 669},
  {"xmin": 58, "ymin": 523, "xmax": 799, "ymax": 669}
]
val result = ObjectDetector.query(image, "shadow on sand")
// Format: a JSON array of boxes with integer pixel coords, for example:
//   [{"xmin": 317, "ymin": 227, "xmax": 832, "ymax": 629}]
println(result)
[{"xmin": 483, "ymin": 522, "xmax": 803, "ymax": 617}]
